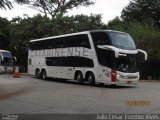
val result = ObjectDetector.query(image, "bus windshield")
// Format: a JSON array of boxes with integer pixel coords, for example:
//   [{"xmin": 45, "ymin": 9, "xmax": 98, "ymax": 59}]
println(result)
[
  {"xmin": 114, "ymin": 54, "xmax": 138, "ymax": 73},
  {"xmin": 1, "ymin": 52, "xmax": 13, "ymax": 66},
  {"xmin": 109, "ymin": 32, "xmax": 136, "ymax": 50},
  {"xmin": 2, "ymin": 52, "xmax": 12, "ymax": 58}
]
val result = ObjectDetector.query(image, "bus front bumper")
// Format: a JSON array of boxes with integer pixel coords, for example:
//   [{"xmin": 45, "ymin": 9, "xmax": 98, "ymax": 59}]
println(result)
[
  {"xmin": 0, "ymin": 66, "xmax": 13, "ymax": 73},
  {"xmin": 112, "ymin": 74, "xmax": 139, "ymax": 86}
]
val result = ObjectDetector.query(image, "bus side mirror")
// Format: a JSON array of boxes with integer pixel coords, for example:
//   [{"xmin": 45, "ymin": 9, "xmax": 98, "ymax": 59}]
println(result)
[
  {"xmin": 1, "ymin": 56, "xmax": 4, "ymax": 61},
  {"xmin": 0, "ymin": 54, "xmax": 4, "ymax": 61},
  {"xmin": 13, "ymin": 56, "xmax": 17, "ymax": 63},
  {"xmin": 137, "ymin": 49, "xmax": 147, "ymax": 61}
]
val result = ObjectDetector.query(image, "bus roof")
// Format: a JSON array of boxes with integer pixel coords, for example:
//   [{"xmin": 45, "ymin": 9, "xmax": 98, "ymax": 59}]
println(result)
[
  {"xmin": 90, "ymin": 30, "xmax": 128, "ymax": 34},
  {"xmin": 30, "ymin": 30, "xmax": 128, "ymax": 42},
  {"xmin": 0, "ymin": 49, "xmax": 11, "ymax": 53}
]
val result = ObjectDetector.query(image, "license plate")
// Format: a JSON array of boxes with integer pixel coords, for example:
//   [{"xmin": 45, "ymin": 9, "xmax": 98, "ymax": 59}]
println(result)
[{"xmin": 127, "ymin": 81, "xmax": 132, "ymax": 84}]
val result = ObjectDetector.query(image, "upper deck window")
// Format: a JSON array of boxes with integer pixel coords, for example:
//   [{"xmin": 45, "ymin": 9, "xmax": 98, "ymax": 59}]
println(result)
[
  {"xmin": 91, "ymin": 32, "xmax": 110, "ymax": 46},
  {"xmin": 29, "ymin": 34, "xmax": 91, "ymax": 50}
]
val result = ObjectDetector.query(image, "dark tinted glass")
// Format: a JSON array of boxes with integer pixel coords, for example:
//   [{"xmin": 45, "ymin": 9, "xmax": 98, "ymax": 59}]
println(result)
[
  {"xmin": 28, "ymin": 58, "xmax": 32, "ymax": 65},
  {"xmin": 109, "ymin": 32, "xmax": 136, "ymax": 50},
  {"xmin": 114, "ymin": 54, "xmax": 138, "ymax": 73},
  {"xmin": 96, "ymin": 49, "xmax": 114, "ymax": 68},
  {"xmin": 46, "ymin": 57, "xmax": 94, "ymax": 67},
  {"xmin": 91, "ymin": 32, "xmax": 110, "ymax": 46},
  {"xmin": 29, "ymin": 34, "xmax": 91, "ymax": 50}
]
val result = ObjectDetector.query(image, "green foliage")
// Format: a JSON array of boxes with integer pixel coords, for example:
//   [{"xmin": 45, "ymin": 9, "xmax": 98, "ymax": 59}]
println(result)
[
  {"xmin": 121, "ymin": 0, "xmax": 160, "ymax": 27},
  {"xmin": 0, "ymin": 0, "xmax": 13, "ymax": 10},
  {"xmin": 5, "ymin": 13, "xmax": 160, "ymax": 65},
  {"xmin": 9, "ymin": 15, "xmax": 53, "ymax": 65}
]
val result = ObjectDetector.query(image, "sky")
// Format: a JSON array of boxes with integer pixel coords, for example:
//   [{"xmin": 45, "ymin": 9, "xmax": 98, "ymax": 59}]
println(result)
[{"xmin": 0, "ymin": 0, "xmax": 130, "ymax": 23}]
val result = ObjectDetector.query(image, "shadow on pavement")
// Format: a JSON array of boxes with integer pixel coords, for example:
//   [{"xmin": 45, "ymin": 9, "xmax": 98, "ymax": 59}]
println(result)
[{"xmin": 33, "ymin": 77, "xmax": 137, "ymax": 89}]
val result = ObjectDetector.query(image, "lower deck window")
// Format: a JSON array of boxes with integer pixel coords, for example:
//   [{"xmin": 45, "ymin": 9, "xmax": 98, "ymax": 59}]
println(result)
[{"xmin": 46, "ymin": 57, "xmax": 94, "ymax": 67}]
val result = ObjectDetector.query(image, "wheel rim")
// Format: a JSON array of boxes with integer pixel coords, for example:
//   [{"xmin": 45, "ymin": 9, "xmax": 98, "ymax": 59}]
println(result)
[
  {"xmin": 42, "ymin": 71, "xmax": 46, "ymax": 79},
  {"xmin": 88, "ymin": 76, "xmax": 92, "ymax": 82},
  {"xmin": 77, "ymin": 75, "xmax": 81, "ymax": 81},
  {"xmin": 36, "ymin": 70, "xmax": 40, "ymax": 77}
]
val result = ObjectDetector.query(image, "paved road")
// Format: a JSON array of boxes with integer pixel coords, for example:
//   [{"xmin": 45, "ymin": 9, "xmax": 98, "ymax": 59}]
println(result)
[{"xmin": 0, "ymin": 74, "xmax": 160, "ymax": 114}]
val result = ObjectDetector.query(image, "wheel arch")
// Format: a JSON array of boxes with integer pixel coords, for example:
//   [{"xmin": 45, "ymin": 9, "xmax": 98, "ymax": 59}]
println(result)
[
  {"xmin": 41, "ymin": 68, "xmax": 46, "ymax": 72},
  {"xmin": 85, "ymin": 70, "xmax": 96, "ymax": 80},
  {"xmin": 35, "ymin": 68, "xmax": 40, "ymax": 75},
  {"xmin": 74, "ymin": 70, "xmax": 84, "ymax": 80}
]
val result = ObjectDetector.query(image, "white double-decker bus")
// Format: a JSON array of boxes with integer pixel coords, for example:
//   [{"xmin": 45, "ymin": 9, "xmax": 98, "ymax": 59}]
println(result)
[
  {"xmin": 28, "ymin": 30, "xmax": 147, "ymax": 86},
  {"xmin": 0, "ymin": 50, "xmax": 13, "ymax": 73}
]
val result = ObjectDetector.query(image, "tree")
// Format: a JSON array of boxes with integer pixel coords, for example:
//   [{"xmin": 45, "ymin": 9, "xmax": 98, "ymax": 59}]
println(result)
[
  {"xmin": 107, "ymin": 17, "xmax": 124, "ymax": 30},
  {"xmin": 0, "ymin": 17, "xmax": 10, "ymax": 49},
  {"xmin": 0, "ymin": 0, "xmax": 12, "ymax": 9},
  {"xmin": 51, "ymin": 14, "xmax": 106, "ymax": 34},
  {"xmin": 108, "ymin": 18, "xmax": 160, "ymax": 79},
  {"xmin": 121, "ymin": 0, "xmax": 160, "ymax": 27},
  {"xmin": 16, "ymin": 0, "xmax": 94, "ymax": 19}
]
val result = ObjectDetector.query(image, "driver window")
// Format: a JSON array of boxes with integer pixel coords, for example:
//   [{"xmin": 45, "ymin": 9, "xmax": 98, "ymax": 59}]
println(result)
[{"xmin": 91, "ymin": 32, "xmax": 110, "ymax": 45}]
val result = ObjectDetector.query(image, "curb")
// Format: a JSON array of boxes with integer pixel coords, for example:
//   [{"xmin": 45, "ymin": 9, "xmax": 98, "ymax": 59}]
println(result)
[
  {"xmin": 20, "ymin": 73, "xmax": 34, "ymax": 77},
  {"xmin": 140, "ymin": 80, "xmax": 160, "ymax": 82}
]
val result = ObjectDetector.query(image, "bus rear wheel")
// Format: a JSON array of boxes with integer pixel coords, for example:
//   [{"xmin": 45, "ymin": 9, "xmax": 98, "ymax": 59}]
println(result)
[
  {"xmin": 41, "ymin": 69, "xmax": 47, "ymax": 80},
  {"xmin": 76, "ymin": 72, "xmax": 83, "ymax": 85},
  {"xmin": 36, "ymin": 69, "xmax": 41, "ymax": 79},
  {"xmin": 87, "ymin": 72, "xmax": 95, "ymax": 86}
]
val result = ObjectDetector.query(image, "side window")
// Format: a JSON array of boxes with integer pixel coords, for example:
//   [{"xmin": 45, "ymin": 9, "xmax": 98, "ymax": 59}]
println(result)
[
  {"xmin": 41, "ymin": 40, "xmax": 48, "ymax": 49},
  {"xmin": 38, "ymin": 41, "xmax": 44, "ymax": 50},
  {"xmin": 29, "ymin": 34, "xmax": 91, "ymax": 50},
  {"xmin": 69, "ymin": 36, "xmax": 76, "ymax": 47},
  {"xmin": 53, "ymin": 38, "xmax": 61, "ymax": 48},
  {"xmin": 35, "ymin": 41, "xmax": 40, "ymax": 50},
  {"xmin": 60, "ymin": 37, "xmax": 66, "ymax": 48},
  {"xmin": 91, "ymin": 32, "xmax": 110, "ymax": 46},
  {"xmin": 46, "ymin": 57, "xmax": 94, "ymax": 67},
  {"xmin": 28, "ymin": 58, "xmax": 32, "ymax": 65},
  {"xmin": 66, "ymin": 34, "xmax": 91, "ymax": 49},
  {"xmin": 79, "ymin": 34, "xmax": 91, "ymax": 49},
  {"xmin": 52, "ymin": 38, "xmax": 56, "ymax": 48}
]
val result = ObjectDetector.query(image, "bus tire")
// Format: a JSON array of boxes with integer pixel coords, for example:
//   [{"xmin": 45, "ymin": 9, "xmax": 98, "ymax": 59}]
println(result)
[
  {"xmin": 35, "ymin": 69, "xmax": 41, "ymax": 79},
  {"xmin": 41, "ymin": 69, "xmax": 47, "ymax": 80},
  {"xmin": 76, "ymin": 72, "xmax": 84, "ymax": 85},
  {"xmin": 87, "ymin": 72, "xmax": 95, "ymax": 86}
]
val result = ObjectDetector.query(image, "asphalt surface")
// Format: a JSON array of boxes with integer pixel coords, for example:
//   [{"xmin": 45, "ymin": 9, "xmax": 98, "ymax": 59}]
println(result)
[{"xmin": 0, "ymin": 74, "xmax": 160, "ymax": 114}]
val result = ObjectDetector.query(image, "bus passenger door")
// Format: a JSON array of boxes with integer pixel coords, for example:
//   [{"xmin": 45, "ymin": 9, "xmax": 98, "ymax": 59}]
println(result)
[{"xmin": 102, "ymin": 67, "xmax": 111, "ymax": 83}]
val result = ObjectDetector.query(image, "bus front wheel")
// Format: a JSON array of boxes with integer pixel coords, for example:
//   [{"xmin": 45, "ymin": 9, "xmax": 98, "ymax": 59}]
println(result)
[
  {"xmin": 36, "ymin": 69, "xmax": 41, "ymax": 79},
  {"xmin": 41, "ymin": 69, "xmax": 47, "ymax": 80}
]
